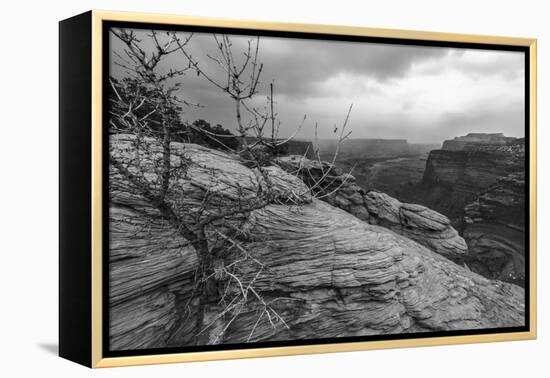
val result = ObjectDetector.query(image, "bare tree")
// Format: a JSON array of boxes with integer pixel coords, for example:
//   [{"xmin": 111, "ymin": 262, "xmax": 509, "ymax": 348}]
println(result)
[
  {"xmin": 171, "ymin": 33, "xmax": 305, "ymax": 343},
  {"xmin": 110, "ymin": 29, "xmax": 293, "ymax": 344},
  {"xmin": 173, "ymin": 34, "xmax": 307, "ymax": 163},
  {"xmin": 287, "ymin": 105, "xmax": 356, "ymax": 201},
  {"xmin": 108, "ymin": 28, "xmax": 200, "ymax": 253},
  {"xmin": 109, "ymin": 29, "xmax": 354, "ymax": 345}
]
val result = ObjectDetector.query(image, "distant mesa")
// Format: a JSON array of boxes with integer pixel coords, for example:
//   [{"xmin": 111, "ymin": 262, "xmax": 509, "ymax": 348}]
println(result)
[
  {"xmin": 423, "ymin": 132, "xmax": 524, "ymax": 195},
  {"xmin": 442, "ymin": 132, "xmax": 520, "ymax": 151}
]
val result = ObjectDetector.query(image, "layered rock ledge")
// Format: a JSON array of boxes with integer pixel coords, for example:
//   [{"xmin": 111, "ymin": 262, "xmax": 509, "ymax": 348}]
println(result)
[
  {"xmin": 109, "ymin": 135, "xmax": 525, "ymax": 350},
  {"xmin": 275, "ymin": 155, "xmax": 468, "ymax": 260}
]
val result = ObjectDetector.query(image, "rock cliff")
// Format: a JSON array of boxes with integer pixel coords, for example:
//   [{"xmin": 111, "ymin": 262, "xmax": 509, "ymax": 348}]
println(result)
[
  {"xmin": 419, "ymin": 134, "xmax": 526, "ymax": 284},
  {"xmin": 109, "ymin": 135, "xmax": 524, "ymax": 350},
  {"xmin": 462, "ymin": 172, "xmax": 526, "ymax": 286},
  {"xmin": 421, "ymin": 135, "xmax": 524, "ymax": 219}
]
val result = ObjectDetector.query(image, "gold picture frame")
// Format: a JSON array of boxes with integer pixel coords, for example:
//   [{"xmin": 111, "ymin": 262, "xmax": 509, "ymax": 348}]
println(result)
[{"xmin": 59, "ymin": 10, "xmax": 537, "ymax": 368}]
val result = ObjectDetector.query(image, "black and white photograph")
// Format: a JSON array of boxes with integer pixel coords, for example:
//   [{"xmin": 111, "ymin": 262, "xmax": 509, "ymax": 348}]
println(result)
[{"xmin": 106, "ymin": 24, "xmax": 528, "ymax": 353}]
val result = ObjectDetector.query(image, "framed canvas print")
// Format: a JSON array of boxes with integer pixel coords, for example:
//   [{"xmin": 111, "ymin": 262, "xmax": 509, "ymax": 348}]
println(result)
[{"xmin": 59, "ymin": 10, "xmax": 537, "ymax": 368}]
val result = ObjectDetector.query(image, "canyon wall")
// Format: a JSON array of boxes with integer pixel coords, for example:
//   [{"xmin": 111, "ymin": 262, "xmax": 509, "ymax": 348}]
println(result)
[
  {"xmin": 462, "ymin": 172, "xmax": 526, "ymax": 285},
  {"xmin": 421, "ymin": 135, "xmax": 525, "ymax": 218},
  {"xmin": 420, "ymin": 134, "xmax": 526, "ymax": 285}
]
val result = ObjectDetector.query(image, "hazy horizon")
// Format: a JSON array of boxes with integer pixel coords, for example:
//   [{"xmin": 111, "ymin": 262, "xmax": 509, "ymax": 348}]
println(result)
[
  {"xmin": 110, "ymin": 29, "xmax": 525, "ymax": 144},
  {"xmin": 275, "ymin": 132, "xmax": 522, "ymax": 144}
]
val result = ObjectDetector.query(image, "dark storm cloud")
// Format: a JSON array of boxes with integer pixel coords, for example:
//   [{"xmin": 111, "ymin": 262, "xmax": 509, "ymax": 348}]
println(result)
[
  {"xmin": 109, "ymin": 28, "xmax": 525, "ymax": 144},
  {"xmin": 255, "ymin": 38, "xmax": 448, "ymax": 98},
  {"xmin": 111, "ymin": 30, "xmax": 447, "ymax": 98}
]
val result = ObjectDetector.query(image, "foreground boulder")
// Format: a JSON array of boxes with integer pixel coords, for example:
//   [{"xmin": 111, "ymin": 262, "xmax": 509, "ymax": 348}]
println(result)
[
  {"xmin": 109, "ymin": 135, "xmax": 525, "ymax": 349},
  {"xmin": 364, "ymin": 191, "xmax": 468, "ymax": 260},
  {"xmin": 223, "ymin": 200, "xmax": 523, "ymax": 343}
]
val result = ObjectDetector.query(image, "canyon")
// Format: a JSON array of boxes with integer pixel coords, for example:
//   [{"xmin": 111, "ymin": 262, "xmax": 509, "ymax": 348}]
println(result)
[
  {"xmin": 421, "ymin": 134, "xmax": 526, "ymax": 286},
  {"xmin": 320, "ymin": 133, "xmax": 526, "ymax": 286}
]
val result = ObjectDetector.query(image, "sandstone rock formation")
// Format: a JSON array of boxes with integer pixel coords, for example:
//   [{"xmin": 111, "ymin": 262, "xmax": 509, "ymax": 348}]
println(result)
[
  {"xmin": 109, "ymin": 135, "xmax": 311, "ymax": 350},
  {"xmin": 364, "ymin": 191, "xmax": 468, "ymax": 260},
  {"xmin": 222, "ymin": 200, "xmax": 524, "ymax": 342},
  {"xmin": 421, "ymin": 135, "xmax": 525, "ymax": 220},
  {"xmin": 275, "ymin": 155, "xmax": 468, "ymax": 260},
  {"xmin": 109, "ymin": 135, "xmax": 525, "ymax": 350},
  {"xmin": 419, "ymin": 134, "xmax": 526, "ymax": 284},
  {"xmin": 109, "ymin": 182, "xmax": 199, "ymax": 350},
  {"xmin": 462, "ymin": 172, "xmax": 526, "ymax": 286}
]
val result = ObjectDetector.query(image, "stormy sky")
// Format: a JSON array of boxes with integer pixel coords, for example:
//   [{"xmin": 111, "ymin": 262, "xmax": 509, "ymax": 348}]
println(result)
[{"xmin": 110, "ymin": 29, "xmax": 525, "ymax": 144}]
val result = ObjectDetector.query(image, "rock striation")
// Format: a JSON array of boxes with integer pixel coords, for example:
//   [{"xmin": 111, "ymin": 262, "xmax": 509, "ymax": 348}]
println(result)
[
  {"xmin": 109, "ymin": 135, "xmax": 525, "ymax": 350},
  {"xmin": 109, "ymin": 206, "xmax": 199, "ymax": 350},
  {"xmin": 109, "ymin": 135, "xmax": 311, "ymax": 350},
  {"xmin": 225, "ymin": 200, "xmax": 523, "ymax": 342},
  {"xmin": 109, "ymin": 165, "xmax": 199, "ymax": 350}
]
